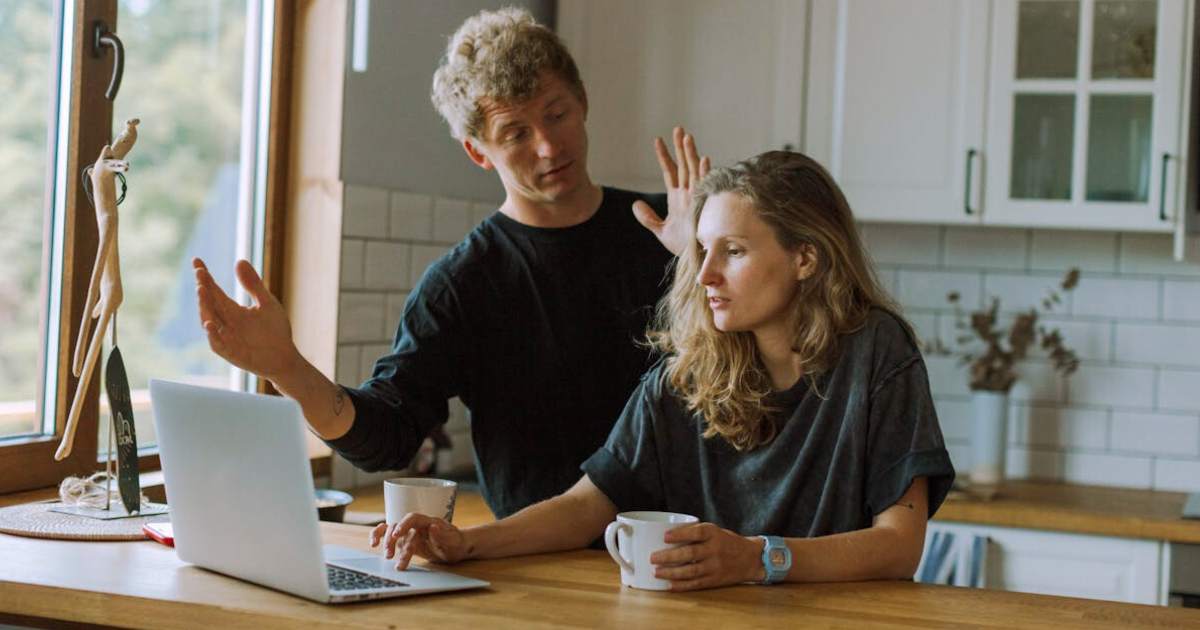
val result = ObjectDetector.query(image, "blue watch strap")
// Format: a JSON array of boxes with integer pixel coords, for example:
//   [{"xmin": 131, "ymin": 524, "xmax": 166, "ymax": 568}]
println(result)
[{"xmin": 758, "ymin": 535, "xmax": 792, "ymax": 584}]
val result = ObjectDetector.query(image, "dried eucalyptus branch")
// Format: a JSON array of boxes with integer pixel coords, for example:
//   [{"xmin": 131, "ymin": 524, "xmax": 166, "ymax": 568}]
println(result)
[{"xmin": 925, "ymin": 268, "xmax": 1081, "ymax": 392}]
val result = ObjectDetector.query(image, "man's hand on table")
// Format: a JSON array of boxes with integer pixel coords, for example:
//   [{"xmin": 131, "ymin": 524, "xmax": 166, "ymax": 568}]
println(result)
[{"xmin": 371, "ymin": 514, "xmax": 470, "ymax": 570}]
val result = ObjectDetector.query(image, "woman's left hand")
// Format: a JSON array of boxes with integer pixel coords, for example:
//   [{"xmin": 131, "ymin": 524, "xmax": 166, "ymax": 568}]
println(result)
[{"xmin": 650, "ymin": 522, "xmax": 765, "ymax": 591}]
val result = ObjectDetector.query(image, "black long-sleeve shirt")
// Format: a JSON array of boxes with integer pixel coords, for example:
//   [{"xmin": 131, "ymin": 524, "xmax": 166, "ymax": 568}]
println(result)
[{"xmin": 326, "ymin": 188, "xmax": 672, "ymax": 518}]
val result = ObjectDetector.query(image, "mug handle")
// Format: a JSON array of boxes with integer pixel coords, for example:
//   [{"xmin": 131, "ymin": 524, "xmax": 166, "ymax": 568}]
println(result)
[{"xmin": 604, "ymin": 521, "xmax": 634, "ymax": 573}]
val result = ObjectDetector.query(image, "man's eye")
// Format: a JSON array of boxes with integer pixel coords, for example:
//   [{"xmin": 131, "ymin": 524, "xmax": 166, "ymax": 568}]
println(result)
[
  {"xmin": 727, "ymin": 248, "xmax": 744, "ymax": 257},
  {"xmin": 506, "ymin": 129, "xmax": 528, "ymax": 142}
]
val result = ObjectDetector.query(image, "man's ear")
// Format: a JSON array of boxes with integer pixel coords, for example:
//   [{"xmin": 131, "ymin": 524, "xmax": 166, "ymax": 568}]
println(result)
[
  {"xmin": 794, "ymin": 244, "xmax": 819, "ymax": 281},
  {"xmin": 462, "ymin": 138, "xmax": 494, "ymax": 171}
]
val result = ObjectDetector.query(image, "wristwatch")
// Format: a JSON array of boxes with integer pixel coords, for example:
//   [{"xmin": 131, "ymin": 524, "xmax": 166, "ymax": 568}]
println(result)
[{"xmin": 758, "ymin": 535, "xmax": 791, "ymax": 584}]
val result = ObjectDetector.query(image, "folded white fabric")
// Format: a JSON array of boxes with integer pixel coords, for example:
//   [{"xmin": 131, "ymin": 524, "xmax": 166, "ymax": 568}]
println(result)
[{"xmin": 915, "ymin": 529, "xmax": 989, "ymax": 588}]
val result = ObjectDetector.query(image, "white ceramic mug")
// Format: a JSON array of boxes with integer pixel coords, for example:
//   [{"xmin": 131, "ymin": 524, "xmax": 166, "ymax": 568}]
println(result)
[
  {"xmin": 604, "ymin": 511, "xmax": 699, "ymax": 590},
  {"xmin": 383, "ymin": 477, "xmax": 458, "ymax": 525}
]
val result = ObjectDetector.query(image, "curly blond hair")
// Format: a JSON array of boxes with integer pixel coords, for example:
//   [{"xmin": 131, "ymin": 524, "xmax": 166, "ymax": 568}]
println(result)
[{"xmin": 431, "ymin": 7, "xmax": 586, "ymax": 141}]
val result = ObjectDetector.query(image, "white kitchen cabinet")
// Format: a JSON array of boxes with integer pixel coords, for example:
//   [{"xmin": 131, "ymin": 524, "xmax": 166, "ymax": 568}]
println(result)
[
  {"xmin": 805, "ymin": 0, "xmax": 990, "ymax": 224},
  {"xmin": 557, "ymin": 0, "xmax": 808, "ymax": 194},
  {"xmin": 807, "ymin": 0, "xmax": 1198, "ymax": 248},
  {"xmin": 984, "ymin": 0, "xmax": 1191, "ymax": 233},
  {"xmin": 928, "ymin": 521, "xmax": 1168, "ymax": 605}
]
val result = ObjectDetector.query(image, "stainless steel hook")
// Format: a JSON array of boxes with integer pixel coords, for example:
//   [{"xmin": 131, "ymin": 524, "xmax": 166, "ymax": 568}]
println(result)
[{"xmin": 91, "ymin": 20, "xmax": 124, "ymax": 101}]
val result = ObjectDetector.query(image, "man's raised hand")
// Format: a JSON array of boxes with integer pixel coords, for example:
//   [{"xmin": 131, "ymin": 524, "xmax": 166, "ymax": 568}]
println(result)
[{"xmin": 632, "ymin": 126, "xmax": 711, "ymax": 256}]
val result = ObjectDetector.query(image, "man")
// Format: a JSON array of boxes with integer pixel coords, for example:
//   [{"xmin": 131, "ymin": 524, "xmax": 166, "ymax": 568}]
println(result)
[{"xmin": 193, "ymin": 7, "xmax": 707, "ymax": 518}]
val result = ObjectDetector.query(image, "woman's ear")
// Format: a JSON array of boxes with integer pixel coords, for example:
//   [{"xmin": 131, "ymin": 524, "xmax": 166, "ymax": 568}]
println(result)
[{"xmin": 793, "ymin": 244, "xmax": 818, "ymax": 281}]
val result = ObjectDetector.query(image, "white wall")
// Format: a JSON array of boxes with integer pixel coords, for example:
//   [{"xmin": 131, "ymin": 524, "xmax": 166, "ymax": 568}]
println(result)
[{"xmin": 864, "ymin": 223, "xmax": 1200, "ymax": 492}]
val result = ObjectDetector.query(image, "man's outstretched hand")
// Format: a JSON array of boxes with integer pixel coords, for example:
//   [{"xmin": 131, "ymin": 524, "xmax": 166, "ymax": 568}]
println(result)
[
  {"xmin": 632, "ymin": 126, "xmax": 711, "ymax": 256},
  {"xmin": 193, "ymin": 257, "xmax": 300, "ymax": 383}
]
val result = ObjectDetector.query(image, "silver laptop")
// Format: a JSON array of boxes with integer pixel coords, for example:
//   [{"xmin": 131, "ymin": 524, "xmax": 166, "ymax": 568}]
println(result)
[{"xmin": 149, "ymin": 379, "xmax": 489, "ymax": 603}]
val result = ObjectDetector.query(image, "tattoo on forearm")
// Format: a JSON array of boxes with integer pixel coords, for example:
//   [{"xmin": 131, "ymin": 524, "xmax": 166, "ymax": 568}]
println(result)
[{"xmin": 332, "ymin": 385, "xmax": 345, "ymax": 416}]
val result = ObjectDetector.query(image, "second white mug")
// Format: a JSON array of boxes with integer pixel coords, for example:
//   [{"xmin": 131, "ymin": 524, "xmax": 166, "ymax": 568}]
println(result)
[
  {"xmin": 603, "ymin": 511, "xmax": 698, "ymax": 590},
  {"xmin": 383, "ymin": 477, "xmax": 458, "ymax": 525}
]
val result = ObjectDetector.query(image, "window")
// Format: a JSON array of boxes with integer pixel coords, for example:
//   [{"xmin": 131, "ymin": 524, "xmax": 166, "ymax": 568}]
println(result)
[{"xmin": 0, "ymin": 0, "xmax": 285, "ymax": 494}]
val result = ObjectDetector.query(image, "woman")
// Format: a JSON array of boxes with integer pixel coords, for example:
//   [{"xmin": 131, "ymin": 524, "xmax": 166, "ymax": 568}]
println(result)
[{"xmin": 371, "ymin": 151, "xmax": 955, "ymax": 591}]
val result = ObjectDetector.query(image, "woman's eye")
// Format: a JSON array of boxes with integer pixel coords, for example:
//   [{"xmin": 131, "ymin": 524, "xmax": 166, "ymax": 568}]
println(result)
[{"xmin": 727, "ymin": 248, "xmax": 743, "ymax": 257}]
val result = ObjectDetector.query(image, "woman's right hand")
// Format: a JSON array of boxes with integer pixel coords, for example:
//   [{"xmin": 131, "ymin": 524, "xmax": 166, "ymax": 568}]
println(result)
[{"xmin": 369, "ymin": 513, "xmax": 470, "ymax": 570}]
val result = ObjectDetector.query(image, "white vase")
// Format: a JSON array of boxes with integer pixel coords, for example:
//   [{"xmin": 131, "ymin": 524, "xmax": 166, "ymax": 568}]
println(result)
[{"xmin": 969, "ymin": 389, "xmax": 1009, "ymax": 485}]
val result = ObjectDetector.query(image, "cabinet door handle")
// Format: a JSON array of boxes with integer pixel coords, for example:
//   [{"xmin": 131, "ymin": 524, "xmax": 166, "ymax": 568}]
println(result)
[
  {"xmin": 1159, "ymin": 152, "xmax": 1171, "ymax": 222},
  {"xmin": 964, "ymin": 149, "xmax": 977, "ymax": 216}
]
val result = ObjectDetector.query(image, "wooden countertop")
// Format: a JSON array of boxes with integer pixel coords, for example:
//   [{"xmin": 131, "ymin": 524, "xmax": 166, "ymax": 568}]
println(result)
[
  {"xmin": 937, "ymin": 480, "xmax": 1200, "ymax": 543},
  {"xmin": 4, "ymin": 517, "xmax": 1200, "ymax": 628}
]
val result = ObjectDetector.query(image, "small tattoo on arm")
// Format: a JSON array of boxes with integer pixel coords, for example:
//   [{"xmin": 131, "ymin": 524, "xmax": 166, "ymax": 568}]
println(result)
[{"xmin": 332, "ymin": 385, "xmax": 345, "ymax": 416}]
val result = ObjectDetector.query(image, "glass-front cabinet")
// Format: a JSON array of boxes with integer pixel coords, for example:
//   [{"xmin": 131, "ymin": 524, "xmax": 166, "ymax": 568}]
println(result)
[{"xmin": 984, "ymin": 0, "xmax": 1190, "ymax": 231}]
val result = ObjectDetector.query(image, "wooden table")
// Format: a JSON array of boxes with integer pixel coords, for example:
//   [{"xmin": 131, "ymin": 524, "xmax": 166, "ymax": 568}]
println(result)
[{"xmin": 3, "ymin": 492, "xmax": 1200, "ymax": 628}]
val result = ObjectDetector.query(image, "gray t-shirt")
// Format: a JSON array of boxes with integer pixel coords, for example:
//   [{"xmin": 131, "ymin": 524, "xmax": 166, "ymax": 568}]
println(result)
[{"xmin": 581, "ymin": 308, "xmax": 955, "ymax": 538}]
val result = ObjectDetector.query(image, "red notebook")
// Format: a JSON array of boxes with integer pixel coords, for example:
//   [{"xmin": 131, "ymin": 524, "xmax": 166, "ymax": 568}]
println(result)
[{"xmin": 142, "ymin": 522, "xmax": 174, "ymax": 547}]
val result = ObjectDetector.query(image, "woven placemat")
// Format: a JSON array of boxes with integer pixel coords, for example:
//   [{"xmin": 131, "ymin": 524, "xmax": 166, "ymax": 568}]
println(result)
[{"xmin": 0, "ymin": 501, "xmax": 169, "ymax": 541}]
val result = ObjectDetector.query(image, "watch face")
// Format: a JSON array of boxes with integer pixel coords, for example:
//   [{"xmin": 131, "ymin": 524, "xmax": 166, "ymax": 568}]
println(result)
[{"xmin": 769, "ymin": 549, "xmax": 787, "ymax": 566}]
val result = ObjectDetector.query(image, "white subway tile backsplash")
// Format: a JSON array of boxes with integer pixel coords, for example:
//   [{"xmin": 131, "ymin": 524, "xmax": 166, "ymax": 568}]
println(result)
[
  {"xmin": 1070, "ymin": 276, "xmax": 1159, "ymax": 319},
  {"xmin": 1029, "ymin": 230, "xmax": 1118, "ymax": 273},
  {"xmin": 470, "ymin": 200, "xmax": 497, "ymax": 227},
  {"xmin": 1110, "ymin": 411, "xmax": 1200, "ymax": 456},
  {"xmin": 390, "ymin": 191, "xmax": 434, "ymax": 240},
  {"xmin": 1157, "ymin": 369, "xmax": 1200, "ymax": 411},
  {"xmin": 1114, "ymin": 322, "xmax": 1200, "ymax": 367},
  {"xmin": 338, "ymin": 293, "xmax": 387, "ymax": 343},
  {"xmin": 411, "ymin": 245, "xmax": 447, "ymax": 288},
  {"xmin": 335, "ymin": 344, "xmax": 360, "ymax": 387},
  {"xmin": 1017, "ymin": 405, "xmax": 1108, "ymax": 450},
  {"xmin": 1005, "ymin": 447, "xmax": 1063, "ymax": 481},
  {"xmin": 944, "ymin": 227, "xmax": 1029, "ymax": 270},
  {"xmin": 1009, "ymin": 361, "xmax": 1064, "ymax": 403},
  {"xmin": 1163, "ymin": 280, "xmax": 1200, "ymax": 321},
  {"xmin": 905, "ymin": 311, "xmax": 938, "ymax": 350},
  {"xmin": 1061, "ymin": 452, "xmax": 1152, "ymax": 488},
  {"xmin": 433, "ymin": 197, "xmax": 473, "ymax": 244},
  {"xmin": 359, "ymin": 343, "xmax": 392, "ymax": 384},
  {"xmin": 1067, "ymin": 364, "xmax": 1155, "ymax": 408},
  {"xmin": 386, "ymin": 292, "xmax": 409, "ymax": 335},
  {"xmin": 1152, "ymin": 458, "xmax": 1200, "ymax": 492},
  {"xmin": 933, "ymin": 398, "xmax": 971, "ymax": 441},
  {"xmin": 897, "ymin": 270, "xmax": 981, "ymax": 310},
  {"xmin": 340, "ymin": 239, "xmax": 364, "ymax": 290},
  {"xmin": 877, "ymin": 267, "xmax": 899, "ymax": 301},
  {"xmin": 947, "ymin": 443, "xmax": 972, "ymax": 474},
  {"xmin": 363, "ymin": 242, "xmax": 411, "ymax": 291},
  {"xmin": 982, "ymin": 273, "xmax": 1070, "ymax": 313},
  {"xmin": 860, "ymin": 223, "xmax": 942, "ymax": 266},
  {"xmin": 1119, "ymin": 233, "xmax": 1200, "ymax": 276},
  {"xmin": 924, "ymin": 356, "xmax": 972, "ymax": 397},
  {"xmin": 343, "ymin": 185, "xmax": 389, "ymax": 237},
  {"xmin": 1040, "ymin": 318, "xmax": 1111, "ymax": 362}
]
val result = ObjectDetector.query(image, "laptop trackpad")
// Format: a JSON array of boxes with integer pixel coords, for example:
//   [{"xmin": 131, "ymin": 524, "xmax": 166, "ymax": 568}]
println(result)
[{"xmin": 324, "ymin": 545, "xmax": 432, "ymax": 578}]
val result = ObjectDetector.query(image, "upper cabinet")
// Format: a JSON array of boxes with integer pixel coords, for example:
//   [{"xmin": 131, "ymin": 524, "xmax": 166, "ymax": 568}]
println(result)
[
  {"xmin": 558, "ymin": 0, "xmax": 808, "ymax": 193},
  {"xmin": 805, "ymin": 0, "xmax": 990, "ymax": 224},
  {"xmin": 807, "ymin": 0, "xmax": 1197, "ymax": 238}
]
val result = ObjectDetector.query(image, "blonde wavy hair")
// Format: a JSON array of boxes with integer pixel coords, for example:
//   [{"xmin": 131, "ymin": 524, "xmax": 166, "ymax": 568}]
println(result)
[
  {"xmin": 431, "ymin": 7, "xmax": 586, "ymax": 140},
  {"xmin": 650, "ymin": 151, "xmax": 906, "ymax": 451}
]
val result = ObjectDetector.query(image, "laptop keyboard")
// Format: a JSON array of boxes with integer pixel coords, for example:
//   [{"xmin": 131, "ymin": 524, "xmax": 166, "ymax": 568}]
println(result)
[{"xmin": 326, "ymin": 564, "xmax": 408, "ymax": 591}]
